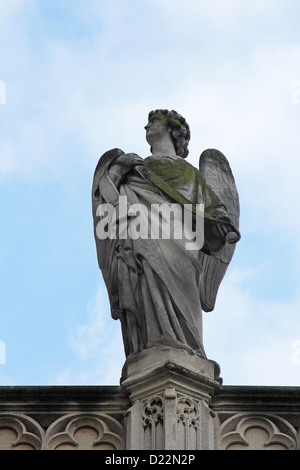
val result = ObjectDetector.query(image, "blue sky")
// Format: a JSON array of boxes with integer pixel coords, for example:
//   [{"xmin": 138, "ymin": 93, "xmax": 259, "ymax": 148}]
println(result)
[{"xmin": 1, "ymin": 0, "xmax": 300, "ymax": 386}]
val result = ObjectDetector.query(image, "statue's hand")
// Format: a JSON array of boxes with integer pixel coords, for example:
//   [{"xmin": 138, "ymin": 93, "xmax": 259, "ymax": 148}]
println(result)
[
  {"xmin": 122, "ymin": 153, "xmax": 146, "ymax": 168},
  {"xmin": 203, "ymin": 220, "xmax": 239, "ymax": 255},
  {"xmin": 106, "ymin": 153, "xmax": 145, "ymax": 190},
  {"xmin": 215, "ymin": 222, "xmax": 239, "ymax": 244},
  {"xmin": 226, "ymin": 231, "xmax": 239, "ymax": 244}
]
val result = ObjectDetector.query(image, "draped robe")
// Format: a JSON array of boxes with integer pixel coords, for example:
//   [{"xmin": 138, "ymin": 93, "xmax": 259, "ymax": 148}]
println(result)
[{"xmin": 92, "ymin": 149, "xmax": 235, "ymax": 358}]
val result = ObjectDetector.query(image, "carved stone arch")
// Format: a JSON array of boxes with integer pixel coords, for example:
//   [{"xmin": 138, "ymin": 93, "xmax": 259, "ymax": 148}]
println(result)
[
  {"xmin": 176, "ymin": 395, "xmax": 201, "ymax": 450},
  {"xmin": 219, "ymin": 413, "xmax": 297, "ymax": 450},
  {"xmin": 142, "ymin": 394, "xmax": 164, "ymax": 450},
  {"xmin": 43, "ymin": 412, "xmax": 124, "ymax": 450},
  {"xmin": 0, "ymin": 413, "xmax": 43, "ymax": 450}
]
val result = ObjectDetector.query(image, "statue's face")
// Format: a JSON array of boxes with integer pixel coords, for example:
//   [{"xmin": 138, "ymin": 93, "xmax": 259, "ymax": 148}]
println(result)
[{"xmin": 145, "ymin": 118, "xmax": 168, "ymax": 146}]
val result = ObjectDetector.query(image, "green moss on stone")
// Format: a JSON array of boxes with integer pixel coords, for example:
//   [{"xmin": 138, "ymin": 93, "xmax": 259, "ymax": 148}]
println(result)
[{"xmin": 149, "ymin": 114, "xmax": 182, "ymax": 130}]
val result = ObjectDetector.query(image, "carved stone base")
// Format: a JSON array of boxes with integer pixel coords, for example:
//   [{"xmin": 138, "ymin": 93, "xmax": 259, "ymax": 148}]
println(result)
[{"xmin": 120, "ymin": 348, "xmax": 222, "ymax": 450}]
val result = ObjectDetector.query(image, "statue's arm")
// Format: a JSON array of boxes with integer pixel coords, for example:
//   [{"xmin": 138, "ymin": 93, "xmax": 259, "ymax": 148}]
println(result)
[
  {"xmin": 106, "ymin": 153, "xmax": 145, "ymax": 189},
  {"xmin": 202, "ymin": 219, "xmax": 234, "ymax": 256},
  {"xmin": 96, "ymin": 152, "xmax": 145, "ymax": 204}
]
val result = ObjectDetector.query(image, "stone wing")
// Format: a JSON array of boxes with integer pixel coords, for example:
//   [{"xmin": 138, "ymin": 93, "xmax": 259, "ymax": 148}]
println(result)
[
  {"xmin": 198, "ymin": 148, "xmax": 240, "ymax": 312},
  {"xmin": 92, "ymin": 148, "xmax": 125, "ymax": 271}
]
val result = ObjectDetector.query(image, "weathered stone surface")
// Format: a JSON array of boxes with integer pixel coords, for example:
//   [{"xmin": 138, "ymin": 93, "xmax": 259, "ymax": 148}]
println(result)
[
  {"xmin": 92, "ymin": 109, "xmax": 240, "ymax": 359},
  {"xmin": 0, "ymin": 385, "xmax": 128, "ymax": 450},
  {"xmin": 1, "ymin": 383, "xmax": 300, "ymax": 449},
  {"xmin": 121, "ymin": 348, "xmax": 222, "ymax": 450}
]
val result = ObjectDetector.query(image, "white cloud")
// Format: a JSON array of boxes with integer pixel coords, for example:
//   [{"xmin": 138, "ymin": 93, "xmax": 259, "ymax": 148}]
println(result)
[
  {"xmin": 0, "ymin": 0, "xmax": 28, "ymax": 26},
  {"xmin": 0, "ymin": 143, "xmax": 16, "ymax": 175},
  {"xmin": 146, "ymin": 0, "xmax": 282, "ymax": 34},
  {"xmin": 64, "ymin": 263, "xmax": 300, "ymax": 386},
  {"xmin": 1, "ymin": 0, "xmax": 300, "ymax": 388},
  {"xmin": 69, "ymin": 284, "xmax": 109, "ymax": 359},
  {"xmin": 204, "ymin": 267, "xmax": 300, "ymax": 385},
  {"xmin": 67, "ymin": 284, "xmax": 125, "ymax": 384},
  {"xmin": 25, "ymin": 34, "xmax": 300, "ymax": 385},
  {"xmin": 167, "ymin": 41, "xmax": 300, "ymax": 256},
  {"xmin": 1, "ymin": 0, "xmax": 297, "ymax": 189}
]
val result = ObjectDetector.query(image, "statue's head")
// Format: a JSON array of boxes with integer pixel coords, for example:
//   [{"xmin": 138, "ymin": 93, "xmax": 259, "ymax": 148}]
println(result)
[{"xmin": 146, "ymin": 109, "xmax": 190, "ymax": 158}]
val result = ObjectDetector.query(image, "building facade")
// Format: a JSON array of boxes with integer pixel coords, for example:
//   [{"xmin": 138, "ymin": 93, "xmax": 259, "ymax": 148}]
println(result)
[{"xmin": 0, "ymin": 351, "xmax": 299, "ymax": 451}]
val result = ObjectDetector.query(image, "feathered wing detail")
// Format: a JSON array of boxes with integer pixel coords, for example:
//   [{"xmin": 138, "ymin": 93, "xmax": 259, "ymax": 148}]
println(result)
[
  {"xmin": 92, "ymin": 148, "xmax": 125, "ymax": 270},
  {"xmin": 199, "ymin": 148, "xmax": 240, "ymax": 312}
]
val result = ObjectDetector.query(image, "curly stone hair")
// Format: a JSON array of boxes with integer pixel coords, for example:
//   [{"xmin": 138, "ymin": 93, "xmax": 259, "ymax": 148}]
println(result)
[{"xmin": 147, "ymin": 109, "xmax": 191, "ymax": 158}]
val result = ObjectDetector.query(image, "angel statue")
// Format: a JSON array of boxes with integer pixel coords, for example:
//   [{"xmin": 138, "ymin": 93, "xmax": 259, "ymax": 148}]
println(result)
[{"xmin": 92, "ymin": 109, "xmax": 240, "ymax": 358}]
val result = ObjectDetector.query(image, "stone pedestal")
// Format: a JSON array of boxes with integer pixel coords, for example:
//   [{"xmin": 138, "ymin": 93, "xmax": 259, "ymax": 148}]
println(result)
[{"xmin": 120, "ymin": 348, "xmax": 222, "ymax": 450}]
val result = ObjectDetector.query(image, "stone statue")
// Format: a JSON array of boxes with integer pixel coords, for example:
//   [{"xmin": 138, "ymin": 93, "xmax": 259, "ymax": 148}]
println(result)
[{"xmin": 92, "ymin": 109, "xmax": 240, "ymax": 358}]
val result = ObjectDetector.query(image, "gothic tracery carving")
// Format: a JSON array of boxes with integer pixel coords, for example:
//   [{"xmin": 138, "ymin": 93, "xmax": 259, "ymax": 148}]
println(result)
[
  {"xmin": 177, "ymin": 396, "xmax": 200, "ymax": 429},
  {"xmin": 142, "ymin": 395, "xmax": 164, "ymax": 450},
  {"xmin": 142, "ymin": 395, "xmax": 164, "ymax": 428},
  {"xmin": 43, "ymin": 412, "xmax": 124, "ymax": 450},
  {"xmin": 176, "ymin": 395, "xmax": 203, "ymax": 449},
  {"xmin": 219, "ymin": 413, "xmax": 297, "ymax": 450},
  {"xmin": 0, "ymin": 414, "xmax": 43, "ymax": 450}
]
